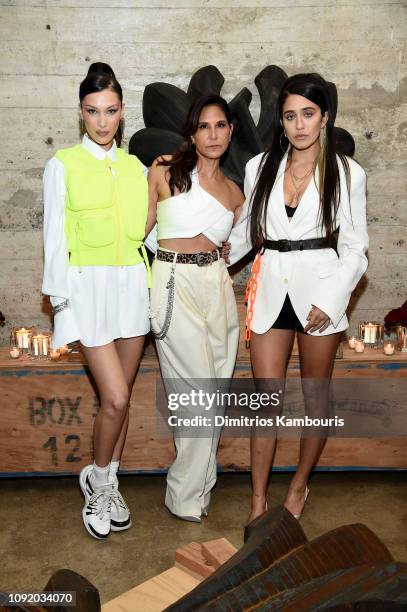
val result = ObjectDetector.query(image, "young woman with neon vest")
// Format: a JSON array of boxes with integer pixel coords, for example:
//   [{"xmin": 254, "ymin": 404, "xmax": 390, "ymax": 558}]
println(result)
[
  {"xmin": 228, "ymin": 73, "xmax": 368, "ymax": 523},
  {"xmin": 42, "ymin": 63, "xmax": 150, "ymax": 539}
]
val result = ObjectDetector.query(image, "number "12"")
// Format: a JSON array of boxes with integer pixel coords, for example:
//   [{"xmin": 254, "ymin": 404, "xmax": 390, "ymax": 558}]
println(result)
[{"xmin": 42, "ymin": 435, "xmax": 81, "ymax": 466}]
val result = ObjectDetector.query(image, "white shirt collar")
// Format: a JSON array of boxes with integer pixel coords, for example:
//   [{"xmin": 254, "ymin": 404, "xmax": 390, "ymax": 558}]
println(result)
[{"xmin": 81, "ymin": 133, "xmax": 117, "ymax": 161}]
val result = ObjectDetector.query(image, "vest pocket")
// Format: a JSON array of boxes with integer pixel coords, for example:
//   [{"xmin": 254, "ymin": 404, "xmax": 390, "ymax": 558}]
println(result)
[
  {"xmin": 69, "ymin": 173, "xmax": 113, "ymax": 211},
  {"xmin": 77, "ymin": 214, "xmax": 115, "ymax": 247},
  {"xmin": 126, "ymin": 222, "xmax": 145, "ymax": 242}
]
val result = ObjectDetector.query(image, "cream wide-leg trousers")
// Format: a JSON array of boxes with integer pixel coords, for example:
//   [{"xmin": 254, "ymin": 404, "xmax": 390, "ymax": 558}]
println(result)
[{"xmin": 150, "ymin": 256, "xmax": 239, "ymax": 517}]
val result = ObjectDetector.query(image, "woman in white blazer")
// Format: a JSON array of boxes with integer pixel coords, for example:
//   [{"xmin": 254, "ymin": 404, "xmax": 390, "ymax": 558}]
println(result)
[{"xmin": 228, "ymin": 73, "xmax": 368, "ymax": 522}]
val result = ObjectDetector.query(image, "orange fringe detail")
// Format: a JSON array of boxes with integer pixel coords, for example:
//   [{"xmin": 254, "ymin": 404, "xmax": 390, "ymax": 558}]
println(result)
[{"xmin": 245, "ymin": 252, "xmax": 262, "ymax": 346}]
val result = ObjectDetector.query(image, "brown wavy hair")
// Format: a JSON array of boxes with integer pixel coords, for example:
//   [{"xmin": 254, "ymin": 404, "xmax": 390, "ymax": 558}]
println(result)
[{"xmin": 158, "ymin": 94, "xmax": 232, "ymax": 195}]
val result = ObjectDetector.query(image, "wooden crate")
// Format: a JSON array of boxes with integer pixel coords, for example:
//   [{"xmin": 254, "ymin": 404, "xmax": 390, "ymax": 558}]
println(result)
[{"xmin": 1, "ymin": 340, "xmax": 406, "ymax": 475}]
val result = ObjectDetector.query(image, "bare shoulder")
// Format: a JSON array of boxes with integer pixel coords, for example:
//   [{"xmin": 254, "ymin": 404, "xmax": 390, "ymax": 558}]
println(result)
[
  {"xmin": 225, "ymin": 175, "xmax": 244, "ymax": 209},
  {"xmin": 148, "ymin": 155, "xmax": 172, "ymax": 183},
  {"xmin": 150, "ymin": 154, "xmax": 172, "ymax": 170}
]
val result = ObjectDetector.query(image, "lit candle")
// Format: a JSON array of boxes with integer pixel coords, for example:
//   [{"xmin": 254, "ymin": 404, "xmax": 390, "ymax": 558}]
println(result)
[
  {"xmin": 355, "ymin": 340, "xmax": 365, "ymax": 353},
  {"xmin": 42, "ymin": 335, "xmax": 50, "ymax": 358},
  {"xmin": 9, "ymin": 347, "xmax": 20, "ymax": 359},
  {"xmin": 383, "ymin": 342, "xmax": 395, "ymax": 356},
  {"xmin": 16, "ymin": 327, "xmax": 33, "ymax": 354},
  {"xmin": 364, "ymin": 323, "xmax": 377, "ymax": 344},
  {"xmin": 59, "ymin": 344, "xmax": 69, "ymax": 355},
  {"xmin": 50, "ymin": 349, "xmax": 60, "ymax": 361},
  {"xmin": 16, "ymin": 327, "xmax": 28, "ymax": 349},
  {"xmin": 32, "ymin": 334, "xmax": 42, "ymax": 358},
  {"xmin": 348, "ymin": 336, "xmax": 357, "ymax": 349}
]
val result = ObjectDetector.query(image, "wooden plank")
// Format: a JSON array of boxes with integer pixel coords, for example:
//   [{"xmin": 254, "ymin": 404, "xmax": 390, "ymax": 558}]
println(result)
[
  {"xmin": 101, "ymin": 566, "xmax": 201, "ymax": 612},
  {"xmin": 201, "ymin": 538, "xmax": 238, "ymax": 568},
  {"xmin": 175, "ymin": 542, "xmax": 215, "ymax": 579}
]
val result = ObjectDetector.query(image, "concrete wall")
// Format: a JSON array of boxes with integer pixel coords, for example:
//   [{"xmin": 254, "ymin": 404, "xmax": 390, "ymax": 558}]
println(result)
[{"xmin": 1, "ymin": 0, "xmax": 406, "ymax": 344}]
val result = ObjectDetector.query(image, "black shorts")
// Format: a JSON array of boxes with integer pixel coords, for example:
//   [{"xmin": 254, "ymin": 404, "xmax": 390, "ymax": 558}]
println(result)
[{"xmin": 271, "ymin": 294, "xmax": 305, "ymax": 332}]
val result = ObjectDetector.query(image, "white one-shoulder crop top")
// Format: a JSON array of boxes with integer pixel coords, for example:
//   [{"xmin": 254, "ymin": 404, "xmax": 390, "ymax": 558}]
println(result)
[{"xmin": 156, "ymin": 169, "xmax": 234, "ymax": 247}]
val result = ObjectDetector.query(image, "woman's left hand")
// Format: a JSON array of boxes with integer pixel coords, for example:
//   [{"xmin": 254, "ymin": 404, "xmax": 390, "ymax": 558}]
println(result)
[
  {"xmin": 304, "ymin": 304, "xmax": 331, "ymax": 333},
  {"xmin": 221, "ymin": 241, "xmax": 231, "ymax": 263}
]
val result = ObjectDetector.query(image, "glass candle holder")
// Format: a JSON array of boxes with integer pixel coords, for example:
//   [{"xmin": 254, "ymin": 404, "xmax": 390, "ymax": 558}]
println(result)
[
  {"xmin": 355, "ymin": 339, "xmax": 365, "ymax": 353},
  {"xmin": 384, "ymin": 327, "xmax": 398, "ymax": 344},
  {"xmin": 15, "ymin": 327, "xmax": 33, "ymax": 355},
  {"xmin": 32, "ymin": 333, "xmax": 51, "ymax": 360},
  {"xmin": 348, "ymin": 335, "xmax": 357, "ymax": 349},
  {"xmin": 396, "ymin": 326, "xmax": 407, "ymax": 352},
  {"xmin": 358, "ymin": 321, "xmax": 383, "ymax": 347},
  {"xmin": 9, "ymin": 329, "xmax": 21, "ymax": 359},
  {"xmin": 383, "ymin": 341, "xmax": 395, "ymax": 356}
]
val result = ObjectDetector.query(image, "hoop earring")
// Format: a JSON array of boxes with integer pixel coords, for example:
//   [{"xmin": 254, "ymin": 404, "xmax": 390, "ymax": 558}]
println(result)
[{"xmin": 279, "ymin": 131, "xmax": 288, "ymax": 152}]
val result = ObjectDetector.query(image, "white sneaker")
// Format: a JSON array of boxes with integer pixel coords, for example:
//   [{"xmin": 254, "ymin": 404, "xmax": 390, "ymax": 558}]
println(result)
[
  {"xmin": 79, "ymin": 465, "xmax": 112, "ymax": 539},
  {"xmin": 108, "ymin": 473, "xmax": 132, "ymax": 532}
]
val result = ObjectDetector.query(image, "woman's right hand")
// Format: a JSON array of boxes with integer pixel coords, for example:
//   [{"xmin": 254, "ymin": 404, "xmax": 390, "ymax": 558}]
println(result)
[
  {"xmin": 304, "ymin": 304, "xmax": 331, "ymax": 333},
  {"xmin": 220, "ymin": 241, "xmax": 231, "ymax": 264}
]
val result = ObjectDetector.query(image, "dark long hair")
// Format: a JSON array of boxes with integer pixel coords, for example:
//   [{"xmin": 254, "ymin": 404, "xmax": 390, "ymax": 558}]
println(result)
[
  {"xmin": 79, "ymin": 62, "xmax": 124, "ymax": 147},
  {"xmin": 249, "ymin": 73, "xmax": 349, "ymax": 249},
  {"xmin": 159, "ymin": 94, "xmax": 232, "ymax": 195}
]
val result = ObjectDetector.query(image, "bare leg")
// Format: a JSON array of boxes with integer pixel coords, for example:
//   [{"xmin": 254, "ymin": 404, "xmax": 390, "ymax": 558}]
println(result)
[
  {"xmin": 248, "ymin": 328, "xmax": 295, "ymax": 522},
  {"xmin": 284, "ymin": 331, "xmax": 341, "ymax": 517},
  {"xmin": 81, "ymin": 343, "xmax": 129, "ymax": 467},
  {"xmin": 111, "ymin": 336, "xmax": 145, "ymax": 461}
]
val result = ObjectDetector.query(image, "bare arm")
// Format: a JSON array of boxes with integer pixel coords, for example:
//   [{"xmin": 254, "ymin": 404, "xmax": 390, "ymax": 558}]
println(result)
[
  {"xmin": 145, "ymin": 160, "xmax": 162, "ymax": 237},
  {"xmin": 225, "ymin": 178, "xmax": 244, "ymax": 224}
]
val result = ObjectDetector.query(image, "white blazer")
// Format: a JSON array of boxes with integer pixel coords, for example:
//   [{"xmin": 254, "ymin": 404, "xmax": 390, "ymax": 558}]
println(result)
[{"xmin": 229, "ymin": 152, "xmax": 369, "ymax": 335}]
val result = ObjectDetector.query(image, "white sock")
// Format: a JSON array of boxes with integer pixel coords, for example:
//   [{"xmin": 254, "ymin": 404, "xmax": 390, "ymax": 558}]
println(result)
[
  {"xmin": 92, "ymin": 462, "xmax": 110, "ymax": 487},
  {"xmin": 109, "ymin": 460, "xmax": 120, "ymax": 479}
]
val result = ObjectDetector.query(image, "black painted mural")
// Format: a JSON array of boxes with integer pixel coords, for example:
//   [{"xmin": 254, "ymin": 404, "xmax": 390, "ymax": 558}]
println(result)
[{"xmin": 129, "ymin": 65, "xmax": 355, "ymax": 188}]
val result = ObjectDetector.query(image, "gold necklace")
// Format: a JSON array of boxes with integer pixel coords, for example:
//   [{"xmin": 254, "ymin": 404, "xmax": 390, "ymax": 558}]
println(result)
[
  {"xmin": 288, "ymin": 163, "xmax": 314, "ymax": 207},
  {"xmin": 291, "ymin": 165, "xmax": 314, "ymax": 181}
]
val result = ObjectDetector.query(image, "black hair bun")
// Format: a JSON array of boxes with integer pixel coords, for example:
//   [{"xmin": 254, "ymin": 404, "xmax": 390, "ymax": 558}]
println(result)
[{"xmin": 87, "ymin": 62, "xmax": 116, "ymax": 79}]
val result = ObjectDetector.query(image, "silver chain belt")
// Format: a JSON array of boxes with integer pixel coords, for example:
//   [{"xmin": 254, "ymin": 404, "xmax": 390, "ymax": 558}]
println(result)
[{"xmin": 152, "ymin": 261, "xmax": 176, "ymax": 341}]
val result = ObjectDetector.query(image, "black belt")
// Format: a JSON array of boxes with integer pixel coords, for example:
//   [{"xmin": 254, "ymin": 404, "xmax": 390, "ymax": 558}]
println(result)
[
  {"xmin": 263, "ymin": 237, "xmax": 336, "ymax": 252},
  {"xmin": 156, "ymin": 248, "xmax": 220, "ymax": 266}
]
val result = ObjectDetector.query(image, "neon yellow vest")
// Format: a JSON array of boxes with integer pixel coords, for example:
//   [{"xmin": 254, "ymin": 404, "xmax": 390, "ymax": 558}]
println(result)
[{"xmin": 56, "ymin": 144, "xmax": 150, "ymax": 284}]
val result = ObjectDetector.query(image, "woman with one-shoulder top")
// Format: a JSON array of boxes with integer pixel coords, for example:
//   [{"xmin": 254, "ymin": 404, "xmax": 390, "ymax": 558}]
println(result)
[{"xmin": 146, "ymin": 95, "xmax": 244, "ymax": 522}]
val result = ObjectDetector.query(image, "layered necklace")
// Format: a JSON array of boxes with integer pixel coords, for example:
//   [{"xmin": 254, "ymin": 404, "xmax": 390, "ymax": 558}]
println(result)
[{"xmin": 287, "ymin": 157, "xmax": 317, "ymax": 207}]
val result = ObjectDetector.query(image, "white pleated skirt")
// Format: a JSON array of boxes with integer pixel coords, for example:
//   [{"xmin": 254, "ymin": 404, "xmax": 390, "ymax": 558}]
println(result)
[{"xmin": 51, "ymin": 263, "xmax": 150, "ymax": 348}]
